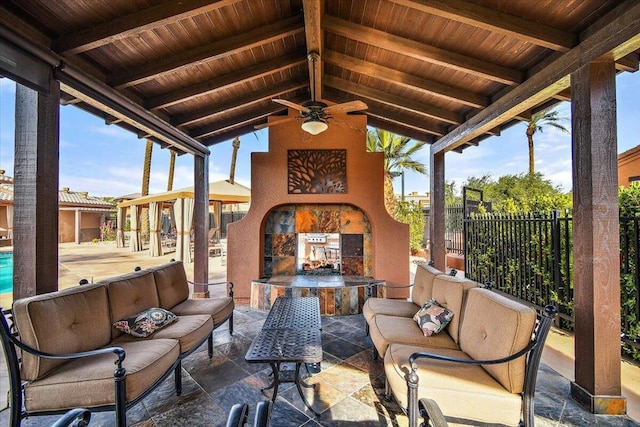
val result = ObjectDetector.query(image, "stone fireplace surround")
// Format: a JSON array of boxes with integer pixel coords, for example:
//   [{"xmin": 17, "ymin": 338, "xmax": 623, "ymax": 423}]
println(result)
[{"xmin": 227, "ymin": 109, "xmax": 410, "ymax": 303}]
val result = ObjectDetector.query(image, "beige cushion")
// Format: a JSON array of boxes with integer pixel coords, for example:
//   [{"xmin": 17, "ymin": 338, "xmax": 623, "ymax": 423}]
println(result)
[
  {"xmin": 12, "ymin": 284, "xmax": 112, "ymax": 381},
  {"xmin": 23, "ymin": 339, "xmax": 180, "ymax": 412},
  {"xmin": 114, "ymin": 314, "xmax": 213, "ymax": 355},
  {"xmin": 431, "ymin": 275, "xmax": 466, "ymax": 343},
  {"xmin": 411, "ymin": 264, "xmax": 444, "ymax": 306},
  {"xmin": 459, "ymin": 288, "xmax": 537, "ymax": 394},
  {"xmin": 149, "ymin": 261, "xmax": 190, "ymax": 310},
  {"xmin": 105, "ymin": 270, "xmax": 161, "ymax": 339},
  {"xmin": 385, "ymin": 343, "xmax": 523, "ymax": 426},
  {"xmin": 369, "ymin": 314, "xmax": 458, "ymax": 357},
  {"xmin": 362, "ymin": 298, "xmax": 418, "ymax": 323},
  {"xmin": 170, "ymin": 297, "xmax": 234, "ymax": 327}
]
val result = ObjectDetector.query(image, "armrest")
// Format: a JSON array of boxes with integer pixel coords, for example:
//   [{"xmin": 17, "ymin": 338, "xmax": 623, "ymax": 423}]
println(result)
[
  {"xmin": 224, "ymin": 403, "xmax": 249, "ymax": 427},
  {"xmin": 50, "ymin": 408, "xmax": 91, "ymax": 427},
  {"xmin": 188, "ymin": 280, "xmax": 235, "ymax": 298},
  {"xmin": 254, "ymin": 401, "xmax": 273, "ymax": 427},
  {"xmin": 418, "ymin": 398, "xmax": 448, "ymax": 427}
]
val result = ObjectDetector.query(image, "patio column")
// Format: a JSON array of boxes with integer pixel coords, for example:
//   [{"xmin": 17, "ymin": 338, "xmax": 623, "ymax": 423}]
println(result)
[
  {"xmin": 570, "ymin": 60, "xmax": 625, "ymax": 414},
  {"xmin": 75, "ymin": 209, "xmax": 81, "ymax": 244},
  {"xmin": 192, "ymin": 154, "xmax": 209, "ymax": 297},
  {"xmin": 13, "ymin": 76, "xmax": 60, "ymax": 298},
  {"xmin": 429, "ymin": 149, "xmax": 445, "ymax": 270}
]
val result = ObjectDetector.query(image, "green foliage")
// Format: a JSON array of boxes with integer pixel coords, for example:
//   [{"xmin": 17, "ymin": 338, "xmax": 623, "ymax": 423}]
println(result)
[
  {"xmin": 619, "ymin": 182, "xmax": 640, "ymax": 217},
  {"xmin": 462, "ymin": 173, "xmax": 571, "ymax": 212},
  {"xmin": 394, "ymin": 201, "xmax": 425, "ymax": 253},
  {"xmin": 619, "ymin": 182, "xmax": 640, "ymax": 360}
]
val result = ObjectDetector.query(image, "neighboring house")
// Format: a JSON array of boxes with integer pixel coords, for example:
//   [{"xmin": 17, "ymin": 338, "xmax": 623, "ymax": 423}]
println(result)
[
  {"xmin": 0, "ymin": 171, "xmax": 115, "ymax": 243},
  {"xmin": 618, "ymin": 144, "xmax": 640, "ymax": 187},
  {"xmin": 400, "ymin": 191, "xmax": 430, "ymax": 208}
]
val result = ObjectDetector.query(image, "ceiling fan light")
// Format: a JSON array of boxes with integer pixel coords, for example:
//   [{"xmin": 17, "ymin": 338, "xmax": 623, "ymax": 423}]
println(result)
[{"xmin": 301, "ymin": 118, "xmax": 328, "ymax": 135}]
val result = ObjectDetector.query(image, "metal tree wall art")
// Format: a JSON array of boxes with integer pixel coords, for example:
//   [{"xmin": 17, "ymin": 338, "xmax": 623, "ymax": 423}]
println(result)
[{"xmin": 288, "ymin": 149, "xmax": 347, "ymax": 194}]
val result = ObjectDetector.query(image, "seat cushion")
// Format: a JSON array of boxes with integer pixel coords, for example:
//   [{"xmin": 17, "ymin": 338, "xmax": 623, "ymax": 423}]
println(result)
[
  {"xmin": 369, "ymin": 314, "xmax": 458, "ymax": 357},
  {"xmin": 385, "ymin": 343, "xmax": 523, "ymax": 426},
  {"xmin": 13, "ymin": 284, "xmax": 112, "ymax": 381},
  {"xmin": 23, "ymin": 338, "xmax": 180, "ymax": 412},
  {"xmin": 148, "ymin": 261, "xmax": 190, "ymax": 310},
  {"xmin": 362, "ymin": 297, "xmax": 418, "ymax": 323},
  {"xmin": 170, "ymin": 297, "xmax": 234, "ymax": 327},
  {"xmin": 459, "ymin": 288, "xmax": 536, "ymax": 394},
  {"xmin": 114, "ymin": 314, "xmax": 213, "ymax": 355}
]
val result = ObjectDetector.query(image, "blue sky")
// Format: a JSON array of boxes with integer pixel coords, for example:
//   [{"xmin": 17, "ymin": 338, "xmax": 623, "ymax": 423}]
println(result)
[{"xmin": 0, "ymin": 71, "xmax": 638, "ymax": 198}]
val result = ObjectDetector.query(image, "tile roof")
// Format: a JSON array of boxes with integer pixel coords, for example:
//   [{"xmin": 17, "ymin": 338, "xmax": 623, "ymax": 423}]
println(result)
[{"xmin": 0, "ymin": 177, "xmax": 114, "ymax": 208}]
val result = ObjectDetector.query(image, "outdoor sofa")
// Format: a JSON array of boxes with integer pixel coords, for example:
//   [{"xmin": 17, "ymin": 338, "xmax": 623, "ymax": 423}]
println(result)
[
  {"xmin": 364, "ymin": 262, "xmax": 557, "ymax": 427},
  {"xmin": 0, "ymin": 260, "xmax": 234, "ymax": 427}
]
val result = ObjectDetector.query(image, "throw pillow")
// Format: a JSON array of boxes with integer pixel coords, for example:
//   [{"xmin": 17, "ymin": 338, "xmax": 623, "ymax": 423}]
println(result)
[
  {"xmin": 114, "ymin": 307, "xmax": 178, "ymax": 338},
  {"xmin": 413, "ymin": 298, "xmax": 454, "ymax": 337}
]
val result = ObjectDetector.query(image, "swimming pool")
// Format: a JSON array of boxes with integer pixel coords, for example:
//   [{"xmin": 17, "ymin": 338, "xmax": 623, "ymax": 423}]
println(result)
[{"xmin": 0, "ymin": 253, "xmax": 12, "ymax": 293}]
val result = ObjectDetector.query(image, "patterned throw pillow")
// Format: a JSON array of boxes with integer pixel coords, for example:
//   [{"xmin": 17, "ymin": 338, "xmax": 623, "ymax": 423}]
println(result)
[
  {"xmin": 413, "ymin": 299, "xmax": 454, "ymax": 337},
  {"xmin": 114, "ymin": 308, "xmax": 178, "ymax": 338}
]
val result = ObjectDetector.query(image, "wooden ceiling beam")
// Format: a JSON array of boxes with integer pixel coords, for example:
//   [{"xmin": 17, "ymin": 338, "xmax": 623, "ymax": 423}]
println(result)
[
  {"xmin": 146, "ymin": 51, "xmax": 307, "ymax": 110},
  {"xmin": 53, "ymin": 0, "xmax": 244, "ymax": 55},
  {"xmin": 365, "ymin": 107, "xmax": 445, "ymax": 137},
  {"xmin": 432, "ymin": 0, "xmax": 640, "ymax": 154},
  {"xmin": 615, "ymin": 52, "xmax": 639, "ymax": 72},
  {"xmin": 324, "ymin": 49, "xmax": 488, "ymax": 108},
  {"xmin": 366, "ymin": 116, "xmax": 435, "ymax": 143},
  {"xmin": 302, "ymin": 0, "xmax": 323, "ymax": 101},
  {"xmin": 323, "ymin": 15, "xmax": 523, "ymax": 85},
  {"xmin": 325, "ymin": 75, "xmax": 463, "ymax": 125},
  {"xmin": 190, "ymin": 103, "xmax": 287, "ymax": 139},
  {"xmin": 200, "ymin": 123, "xmax": 260, "ymax": 146},
  {"xmin": 108, "ymin": 15, "xmax": 304, "ymax": 88},
  {"xmin": 173, "ymin": 79, "xmax": 308, "ymax": 127},
  {"xmin": 388, "ymin": 0, "xmax": 576, "ymax": 51}
]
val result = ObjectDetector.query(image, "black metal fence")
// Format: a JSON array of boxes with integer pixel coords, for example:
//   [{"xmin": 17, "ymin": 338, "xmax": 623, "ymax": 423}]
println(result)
[{"xmin": 463, "ymin": 210, "xmax": 640, "ymax": 359}]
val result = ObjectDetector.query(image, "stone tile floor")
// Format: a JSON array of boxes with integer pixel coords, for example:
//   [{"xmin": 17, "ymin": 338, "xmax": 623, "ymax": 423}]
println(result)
[{"xmin": 2, "ymin": 305, "xmax": 638, "ymax": 427}]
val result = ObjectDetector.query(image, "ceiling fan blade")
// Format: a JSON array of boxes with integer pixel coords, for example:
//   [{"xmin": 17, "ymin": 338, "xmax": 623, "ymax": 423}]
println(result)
[
  {"xmin": 254, "ymin": 116, "xmax": 301, "ymax": 130},
  {"xmin": 272, "ymin": 99, "xmax": 311, "ymax": 113},
  {"xmin": 323, "ymin": 100, "xmax": 368, "ymax": 115}
]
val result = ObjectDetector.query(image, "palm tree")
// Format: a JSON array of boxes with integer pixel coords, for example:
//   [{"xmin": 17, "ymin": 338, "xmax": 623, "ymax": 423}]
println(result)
[
  {"xmin": 366, "ymin": 129, "xmax": 428, "ymax": 216},
  {"xmin": 525, "ymin": 108, "xmax": 569, "ymax": 175}
]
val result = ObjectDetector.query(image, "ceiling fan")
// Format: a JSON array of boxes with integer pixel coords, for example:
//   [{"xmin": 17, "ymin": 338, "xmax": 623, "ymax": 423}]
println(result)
[{"xmin": 255, "ymin": 53, "xmax": 368, "ymax": 135}]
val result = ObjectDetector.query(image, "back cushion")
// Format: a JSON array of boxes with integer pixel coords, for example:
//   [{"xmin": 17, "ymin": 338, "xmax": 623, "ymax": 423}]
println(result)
[
  {"xmin": 411, "ymin": 264, "xmax": 443, "ymax": 306},
  {"xmin": 105, "ymin": 270, "xmax": 160, "ymax": 339},
  {"xmin": 431, "ymin": 275, "xmax": 465, "ymax": 343},
  {"xmin": 459, "ymin": 288, "xmax": 537, "ymax": 394},
  {"xmin": 149, "ymin": 261, "xmax": 189, "ymax": 310},
  {"xmin": 12, "ymin": 284, "xmax": 111, "ymax": 381}
]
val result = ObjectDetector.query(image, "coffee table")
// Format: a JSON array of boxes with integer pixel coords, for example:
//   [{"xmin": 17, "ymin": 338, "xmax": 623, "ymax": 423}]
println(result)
[{"xmin": 245, "ymin": 296, "xmax": 323, "ymax": 415}]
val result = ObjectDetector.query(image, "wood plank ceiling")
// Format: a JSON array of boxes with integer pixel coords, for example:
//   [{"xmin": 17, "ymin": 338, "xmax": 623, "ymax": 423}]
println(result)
[{"xmin": 0, "ymin": 0, "xmax": 638, "ymax": 155}]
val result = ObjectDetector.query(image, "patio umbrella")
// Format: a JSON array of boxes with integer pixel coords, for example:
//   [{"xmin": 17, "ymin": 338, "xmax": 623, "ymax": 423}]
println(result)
[{"xmin": 148, "ymin": 201, "xmax": 162, "ymax": 257}]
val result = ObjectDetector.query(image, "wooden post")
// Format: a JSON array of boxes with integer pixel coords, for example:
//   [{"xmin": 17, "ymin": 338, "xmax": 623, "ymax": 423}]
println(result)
[
  {"xmin": 13, "ymin": 77, "xmax": 60, "ymax": 299},
  {"xmin": 192, "ymin": 155, "xmax": 209, "ymax": 298},
  {"xmin": 429, "ymin": 149, "xmax": 446, "ymax": 271},
  {"xmin": 570, "ymin": 60, "xmax": 625, "ymax": 414}
]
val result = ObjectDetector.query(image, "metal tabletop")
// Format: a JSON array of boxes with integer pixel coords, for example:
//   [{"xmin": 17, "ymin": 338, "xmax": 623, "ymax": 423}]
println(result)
[
  {"xmin": 244, "ymin": 328, "xmax": 322, "ymax": 363},
  {"xmin": 262, "ymin": 296, "xmax": 322, "ymax": 330}
]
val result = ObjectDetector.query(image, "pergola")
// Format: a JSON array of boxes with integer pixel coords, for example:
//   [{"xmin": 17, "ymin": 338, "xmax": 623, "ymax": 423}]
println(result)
[{"xmin": 0, "ymin": 0, "xmax": 638, "ymax": 416}]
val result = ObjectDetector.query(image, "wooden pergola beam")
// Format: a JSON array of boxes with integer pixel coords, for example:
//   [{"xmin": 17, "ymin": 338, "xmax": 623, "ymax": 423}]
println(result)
[
  {"xmin": 388, "ymin": 0, "xmax": 576, "ymax": 51},
  {"xmin": 53, "ymin": 0, "xmax": 244, "ymax": 55},
  {"xmin": 190, "ymin": 103, "xmax": 286, "ymax": 139},
  {"xmin": 431, "ymin": 0, "xmax": 640, "ymax": 154},
  {"xmin": 323, "ymin": 15, "xmax": 523, "ymax": 85},
  {"xmin": 303, "ymin": 0, "xmax": 323, "ymax": 101},
  {"xmin": 108, "ymin": 16, "xmax": 304, "ymax": 88},
  {"xmin": 324, "ymin": 50, "xmax": 488, "ymax": 108},
  {"xmin": 146, "ymin": 51, "xmax": 307, "ymax": 110}
]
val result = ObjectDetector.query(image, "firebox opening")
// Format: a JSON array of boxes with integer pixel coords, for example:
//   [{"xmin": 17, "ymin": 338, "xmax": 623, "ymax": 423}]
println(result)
[{"xmin": 297, "ymin": 233, "xmax": 341, "ymax": 275}]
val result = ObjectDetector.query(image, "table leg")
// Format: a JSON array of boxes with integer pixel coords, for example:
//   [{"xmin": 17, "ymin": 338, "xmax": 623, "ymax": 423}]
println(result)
[
  {"xmin": 261, "ymin": 362, "xmax": 280, "ymax": 403},
  {"xmin": 295, "ymin": 363, "xmax": 320, "ymax": 416}
]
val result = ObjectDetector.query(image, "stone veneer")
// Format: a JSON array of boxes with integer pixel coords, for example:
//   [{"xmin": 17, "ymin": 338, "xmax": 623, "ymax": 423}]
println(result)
[{"xmin": 264, "ymin": 204, "xmax": 371, "ymax": 277}]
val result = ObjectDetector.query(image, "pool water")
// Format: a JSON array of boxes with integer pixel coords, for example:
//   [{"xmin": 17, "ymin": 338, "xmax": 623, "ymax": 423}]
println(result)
[{"xmin": 0, "ymin": 253, "xmax": 12, "ymax": 293}]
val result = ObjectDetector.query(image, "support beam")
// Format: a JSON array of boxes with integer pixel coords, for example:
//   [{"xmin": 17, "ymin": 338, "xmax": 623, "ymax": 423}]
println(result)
[
  {"xmin": 192, "ymin": 155, "xmax": 209, "ymax": 297},
  {"xmin": 570, "ymin": 60, "xmax": 625, "ymax": 415},
  {"xmin": 429, "ymin": 149, "xmax": 445, "ymax": 270},
  {"xmin": 13, "ymin": 77, "xmax": 59, "ymax": 298},
  {"xmin": 302, "ymin": 0, "xmax": 323, "ymax": 101}
]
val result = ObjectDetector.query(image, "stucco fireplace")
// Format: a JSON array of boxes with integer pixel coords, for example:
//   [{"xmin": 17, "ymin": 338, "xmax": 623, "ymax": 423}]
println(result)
[{"xmin": 227, "ymin": 108, "xmax": 410, "ymax": 307}]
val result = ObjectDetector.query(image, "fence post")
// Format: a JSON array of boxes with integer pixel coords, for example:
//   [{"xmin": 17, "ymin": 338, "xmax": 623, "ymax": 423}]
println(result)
[{"xmin": 551, "ymin": 210, "xmax": 562, "ymax": 328}]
